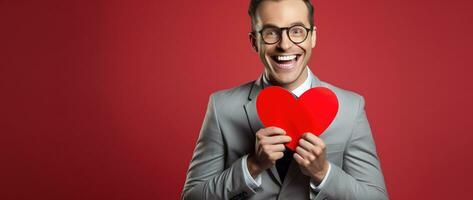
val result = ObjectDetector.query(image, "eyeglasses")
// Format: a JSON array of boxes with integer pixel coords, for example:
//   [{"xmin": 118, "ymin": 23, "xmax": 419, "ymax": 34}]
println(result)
[{"xmin": 254, "ymin": 25, "xmax": 313, "ymax": 45}]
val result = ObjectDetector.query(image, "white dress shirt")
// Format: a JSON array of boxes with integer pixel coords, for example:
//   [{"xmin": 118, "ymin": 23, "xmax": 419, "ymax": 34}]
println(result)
[{"xmin": 242, "ymin": 67, "xmax": 332, "ymax": 192}]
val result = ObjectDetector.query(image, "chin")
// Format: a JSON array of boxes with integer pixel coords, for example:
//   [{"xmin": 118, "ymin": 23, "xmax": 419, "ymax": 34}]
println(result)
[{"xmin": 268, "ymin": 65, "xmax": 304, "ymax": 86}]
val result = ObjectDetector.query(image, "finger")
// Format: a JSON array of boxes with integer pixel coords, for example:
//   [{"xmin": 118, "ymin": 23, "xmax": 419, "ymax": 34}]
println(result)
[
  {"xmin": 271, "ymin": 144, "xmax": 286, "ymax": 152},
  {"xmin": 263, "ymin": 126, "xmax": 286, "ymax": 136},
  {"xmin": 256, "ymin": 127, "xmax": 285, "ymax": 140},
  {"xmin": 298, "ymin": 138, "xmax": 315, "ymax": 152},
  {"xmin": 262, "ymin": 144, "xmax": 286, "ymax": 152},
  {"xmin": 299, "ymin": 137, "xmax": 324, "ymax": 156},
  {"xmin": 293, "ymin": 153, "xmax": 308, "ymax": 166},
  {"xmin": 295, "ymin": 146, "xmax": 314, "ymax": 161},
  {"xmin": 303, "ymin": 133, "xmax": 325, "ymax": 149},
  {"xmin": 269, "ymin": 152, "xmax": 284, "ymax": 161},
  {"xmin": 261, "ymin": 135, "xmax": 292, "ymax": 145}
]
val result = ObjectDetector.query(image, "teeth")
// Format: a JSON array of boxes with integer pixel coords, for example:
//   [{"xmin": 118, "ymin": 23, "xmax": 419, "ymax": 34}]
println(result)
[{"xmin": 276, "ymin": 55, "xmax": 297, "ymax": 61}]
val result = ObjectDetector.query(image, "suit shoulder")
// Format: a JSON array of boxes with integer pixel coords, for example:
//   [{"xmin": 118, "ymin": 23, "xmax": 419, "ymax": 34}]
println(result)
[
  {"xmin": 320, "ymin": 81, "xmax": 365, "ymax": 106},
  {"xmin": 208, "ymin": 80, "xmax": 254, "ymax": 107}
]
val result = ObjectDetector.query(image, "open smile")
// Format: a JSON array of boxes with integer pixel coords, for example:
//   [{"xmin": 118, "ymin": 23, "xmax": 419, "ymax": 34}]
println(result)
[{"xmin": 270, "ymin": 54, "xmax": 302, "ymax": 70}]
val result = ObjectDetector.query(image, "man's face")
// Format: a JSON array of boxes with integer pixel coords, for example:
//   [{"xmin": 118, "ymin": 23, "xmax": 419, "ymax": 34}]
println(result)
[{"xmin": 251, "ymin": 0, "xmax": 316, "ymax": 90}]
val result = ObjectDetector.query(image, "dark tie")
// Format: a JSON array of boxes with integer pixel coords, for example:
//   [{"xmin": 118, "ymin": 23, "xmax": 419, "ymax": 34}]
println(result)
[{"xmin": 276, "ymin": 149, "xmax": 293, "ymax": 182}]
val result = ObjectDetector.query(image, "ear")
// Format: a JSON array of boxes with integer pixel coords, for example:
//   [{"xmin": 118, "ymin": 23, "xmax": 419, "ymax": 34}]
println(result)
[
  {"xmin": 311, "ymin": 27, "xmax": 317, "ymax": 48},
  {"xmin": 249, "ymin": 32, "xmax": 258, "ymax": 52}
]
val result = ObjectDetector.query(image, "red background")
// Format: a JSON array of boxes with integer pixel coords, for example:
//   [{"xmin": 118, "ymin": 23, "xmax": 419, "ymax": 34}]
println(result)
[{"xmin": 1, "ymin": 0, "xmax": 472, "ymax": 199}]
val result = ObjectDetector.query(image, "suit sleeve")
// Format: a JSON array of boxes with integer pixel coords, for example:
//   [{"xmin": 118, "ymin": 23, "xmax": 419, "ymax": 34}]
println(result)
[
  {"xmin": 316, "ymin": 96, "xmax": 389, "ymax": 200},
  {"xmin": 181, "ymin": 94, "xmax": 258, "ymax": 200}
]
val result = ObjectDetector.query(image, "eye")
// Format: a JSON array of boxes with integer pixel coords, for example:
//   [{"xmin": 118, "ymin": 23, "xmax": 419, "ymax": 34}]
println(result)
[
  {"xmin": 263, "ymin": 29, "xmax": 278, "ymax": 37},
  {"xmin": 290, "ymin": 27, "xmax": 304, "ymax": 35}
]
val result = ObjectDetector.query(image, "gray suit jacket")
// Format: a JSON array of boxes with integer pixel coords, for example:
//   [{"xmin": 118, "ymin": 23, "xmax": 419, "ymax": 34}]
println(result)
[{"xmin": 182, "ymin": 72, "xmax": 388, "ymax": 200}]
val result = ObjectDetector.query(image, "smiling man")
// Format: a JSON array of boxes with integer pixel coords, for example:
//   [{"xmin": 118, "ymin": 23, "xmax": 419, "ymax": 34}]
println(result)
[
  {"xmin": 250, "ymin": 0, "xmax": 314, "ymax": 92},
  {"xmin": 182, "ymin": 0, "xmax": 388, "ymax": 199}
]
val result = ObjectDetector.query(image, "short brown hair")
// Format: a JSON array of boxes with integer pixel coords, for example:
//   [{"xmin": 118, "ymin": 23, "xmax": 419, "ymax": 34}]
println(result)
[{"xmin": 248, "ymin": 0, "xmax": 315, "ymax": 31}]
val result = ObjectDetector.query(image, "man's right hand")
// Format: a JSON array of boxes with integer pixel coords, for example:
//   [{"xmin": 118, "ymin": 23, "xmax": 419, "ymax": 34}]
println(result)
[{"xmin": 247, "ymin": 127, "xmax": 291, "ymax": 178}]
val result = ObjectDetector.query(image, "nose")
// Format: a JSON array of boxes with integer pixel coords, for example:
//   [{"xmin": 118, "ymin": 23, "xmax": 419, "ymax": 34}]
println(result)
[{"xmin": 277, "ymin": 30, "xmax": 293, "ymax": 50}]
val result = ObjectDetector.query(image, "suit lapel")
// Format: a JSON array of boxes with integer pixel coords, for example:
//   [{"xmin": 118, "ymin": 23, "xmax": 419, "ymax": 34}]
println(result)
[
  {"xmin": 309, "ymin": 70, "xmax": 322, "ymax": 88},
  {"xmin": 243, "ymin": 74, "xmax": 264, "ymax": 135},
  {"xmin": 243, "ymin": 75, "xmax": 283, "ymax": 185}
]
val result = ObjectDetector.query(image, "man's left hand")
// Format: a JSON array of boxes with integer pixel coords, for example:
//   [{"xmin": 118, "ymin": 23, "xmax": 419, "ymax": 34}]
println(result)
[{"xmin": 293, "ymin": 132, "xmax": 330, "ymax": 184}]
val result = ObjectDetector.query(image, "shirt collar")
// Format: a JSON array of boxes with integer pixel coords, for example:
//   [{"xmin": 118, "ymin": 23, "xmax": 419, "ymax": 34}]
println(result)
[{"xmin": 262, "ymin": 66, "xmax": 312, "ymax": 97}]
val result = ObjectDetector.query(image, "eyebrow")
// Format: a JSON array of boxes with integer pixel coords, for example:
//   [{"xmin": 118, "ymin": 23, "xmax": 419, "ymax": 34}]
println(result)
[{"xmin": 261, "ymin": 21, "xmax": 308, "ymax": 29}]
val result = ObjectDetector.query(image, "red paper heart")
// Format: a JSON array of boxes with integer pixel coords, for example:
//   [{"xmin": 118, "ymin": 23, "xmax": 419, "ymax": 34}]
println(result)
[{"xmin": 256, "ymin": 86, "xmax": 339, "ymax": 151}]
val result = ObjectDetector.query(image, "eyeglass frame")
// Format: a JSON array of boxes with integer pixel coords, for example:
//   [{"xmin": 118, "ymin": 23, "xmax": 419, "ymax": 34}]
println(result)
[{"xmin": 252, "ymin": 24, "xmax": 315, "ymax": 45}]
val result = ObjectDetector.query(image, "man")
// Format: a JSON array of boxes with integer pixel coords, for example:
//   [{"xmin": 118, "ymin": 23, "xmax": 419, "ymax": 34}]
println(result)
[{"xmin": 182, "ymin": 0, "xmax": 388, "ymax": 199}]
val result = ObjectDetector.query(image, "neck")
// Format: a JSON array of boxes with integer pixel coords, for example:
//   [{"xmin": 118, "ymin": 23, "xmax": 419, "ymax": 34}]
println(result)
[{"xmin": 267, "ymin": 68, "xmax": 309, "ymax": 91}]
